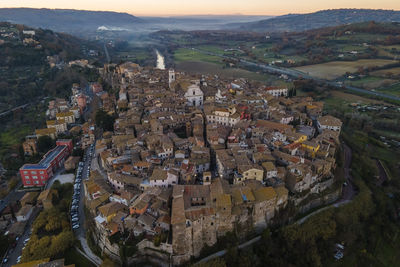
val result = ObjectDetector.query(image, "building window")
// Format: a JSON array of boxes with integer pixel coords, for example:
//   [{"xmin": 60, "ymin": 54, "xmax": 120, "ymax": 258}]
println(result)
[
  {"xmin": 26, "ymin": 181, "xmax": 31, "ymax": 184},
  {"xmin": 25, "ymin": 176, "xmax": 29, "ymax": 179},
  {"xmin": 40, "ymin": 171, "xmax": 44, "ymax": 174},
  {"xmin": 31, "ymin": 171, "xmax": 37, "ymax": 174},
  {"xmin": 32, "ymin": 176, "xmax": 38, "ymax": 179}
]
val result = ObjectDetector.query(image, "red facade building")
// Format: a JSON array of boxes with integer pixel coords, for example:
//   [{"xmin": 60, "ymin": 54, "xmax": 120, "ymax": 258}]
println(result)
[{"xmin": 19, "ymin": 139, "xmax": 73, "ymax": 187}]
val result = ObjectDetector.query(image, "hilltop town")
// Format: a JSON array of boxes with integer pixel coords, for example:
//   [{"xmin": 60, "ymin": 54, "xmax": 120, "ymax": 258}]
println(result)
[
  {"xmin": 0, "ymin": 57, "xmax": 345, "ymax": 265},
  {"xmin": 74, "ymin": 62, "xmax": 341, "ymax": 264},
  {"xmin": 1, "ymin": 5, "xmax": 400, "ymax": 266}
]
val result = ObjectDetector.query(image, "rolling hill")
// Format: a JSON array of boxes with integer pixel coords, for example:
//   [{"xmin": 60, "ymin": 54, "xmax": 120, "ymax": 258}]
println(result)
[
  {"xmin": 0, "ymin": 22, "xmax": 100, "ymax": 112},
  {"xmin": 0, "ymin": 8, "xmax": 143, "ymax": 34},
  {"xmin": 227, "ymin": 9, "xmax": 400, "ymax": 32}
]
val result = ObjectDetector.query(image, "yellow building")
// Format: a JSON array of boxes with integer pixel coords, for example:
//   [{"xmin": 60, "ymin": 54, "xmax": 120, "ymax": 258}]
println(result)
[
  {"xmin": 301, "ymin": 140, "xmax": 320, "ymax": 157},
  {"xmin": 235, "ymin": 165, "xmax": 264, "ymax": 184},
  {"xmin": 98, "ymin": 202, "xmax": 127, "ymax": 223},
  {"xmin": 56, "ymin": 111, "xmax": 75, "ymax": 124},
  {"xmin": 46, "ymin": 119, "xmax": 67, "ymax": 133},
  {"xmin": 35, "ymin": 128, "xmax": 57, "ymax": 139},
  {"xmin": 294, "ymin": 134, "xmax": 308, "ymax": 143}
]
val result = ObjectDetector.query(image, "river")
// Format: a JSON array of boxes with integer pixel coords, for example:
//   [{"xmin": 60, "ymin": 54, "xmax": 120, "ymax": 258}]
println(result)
[{"xmin": 156, "ymin": 49, "xmax": 165, "ymax": 70}]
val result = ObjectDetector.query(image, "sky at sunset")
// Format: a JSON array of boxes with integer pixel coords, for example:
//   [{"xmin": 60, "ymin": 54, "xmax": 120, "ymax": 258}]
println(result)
[{"xmin": 1, "ymin": 0, "xmax": 399, "ymax": 16}]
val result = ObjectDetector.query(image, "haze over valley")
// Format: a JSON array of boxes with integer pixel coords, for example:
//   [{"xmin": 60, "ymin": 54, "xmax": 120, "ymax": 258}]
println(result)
[{"xmin": 1, "ymin": 2, "xmax": 400, "ymax": 267}]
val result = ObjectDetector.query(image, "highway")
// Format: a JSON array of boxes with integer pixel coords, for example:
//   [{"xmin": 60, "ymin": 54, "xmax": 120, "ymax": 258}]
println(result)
[{"xmin": 191, "ymin": 47, "xmax": 400, "ymax": 102}]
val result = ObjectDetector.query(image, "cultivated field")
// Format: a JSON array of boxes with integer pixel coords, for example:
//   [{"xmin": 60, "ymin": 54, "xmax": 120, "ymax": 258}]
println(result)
[
  {"xmin": 293, "ymin": 59, "xmax": 398, "ymax": 80},
  {"xmin": 174, "ymin": 48, "xmax": 222, "ymax": 65},
  {"xmin": 346, "ymin": 76, "xmax": 398, "ymax": 90},
  {"xmin": 371, "ymin": 67, "xmax": 400, "ymax": 77}
]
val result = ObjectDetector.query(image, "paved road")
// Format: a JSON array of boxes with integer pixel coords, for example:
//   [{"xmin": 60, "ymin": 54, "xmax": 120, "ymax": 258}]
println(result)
[
  {"xmin": 192, "ymin": 48, "xmax": 400, "ymax": 102},
  {"xmin": 3, "ymin": 207, "xmax": 40, "ymax": 267},
  {"xmin": 338, "ymin": 144, "xmax": 356, "ymax": 202},
  {"xmin": 195, "ymin": 236, "xmax": 262, "ymax": 265},
  {"xmin": 0, "ymin": 96, "xmax": 48, "ymax": 119},
  {"xmin": 72, "ymin": 146, "xmax": 102, "ymax": 266},
  {"xmin": 91, "ymin": 146, "xmax": 107, "ymax": 180},
  {"xmin": 44, "ymin": 168, "xmax": 67, "ymax": 190},
  {"xmin": 376, "ymin": 160, "xmax": 388, "ymax": 186},
  {"xmin": 0, "ymin": 184, "xmax": 25, "ymax": 214}
]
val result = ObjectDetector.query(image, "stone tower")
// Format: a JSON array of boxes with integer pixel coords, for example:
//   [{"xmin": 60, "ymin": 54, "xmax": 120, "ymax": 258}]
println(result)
[{"xmin": 169, "ymin": 69, "xmax": 175, "ymax": 85}]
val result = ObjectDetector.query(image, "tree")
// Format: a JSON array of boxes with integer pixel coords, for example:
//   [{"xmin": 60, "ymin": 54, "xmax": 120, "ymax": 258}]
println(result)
[
  {"xmin": 49, "ymin": 231, "xmax": 74, "ymax": 256},
  {"xmin": 100, "ymin": 257, "xmax": 117, "ymax": 267},
  {"xmin": 95, "ymin": 109, "xmax": 115, "ymax": 131},
  {"xmin": 45, "ymin": 215, "xmax": 62, "ymax": 232},
  {"xmin": 37, "ymin": 135, "xmax": 55, "ymax": 153},
  {"xmin": 197, "ymin": 258, "xmax": 226, "ymax": 267}
]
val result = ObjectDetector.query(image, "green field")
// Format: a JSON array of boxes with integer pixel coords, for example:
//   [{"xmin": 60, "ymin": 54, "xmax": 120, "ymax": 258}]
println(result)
[
  {"xmin": 196, "ymin": 45, "xmax": 227, "ymax": 54},
  {"xmin": 331, "ymin": 33, "xmax": 388, "ymax": 43},
  {"xmin": 174, "ymin": 48, "xmax": 222, "ymax": 65},
  {"xmin": 378, "ymin": 83, "xmax": 400, "ymax": 97},
  {"xmin": 294, "ymin": 59, "xmax": 398, "ymax": 80},
  {"xmin": 346, "ymin": 76, "xmax": 397, "ymax": 89},
  {"xmin": 371, "ymin": 67, "xmax": 400, "ymax": 77}
]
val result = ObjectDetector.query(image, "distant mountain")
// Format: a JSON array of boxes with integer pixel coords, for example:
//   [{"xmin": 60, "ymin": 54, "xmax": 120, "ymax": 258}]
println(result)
[
  {"xmin": 0, "ymin": 8, "xmax": 143, "ymax": 34},
  {"xmin": 226, "ymin": 9, "xmax": 400, "ymax": 32},
  {"xmin": 140, "ymin": 15, "xmax": 271, "ymax": 31}
]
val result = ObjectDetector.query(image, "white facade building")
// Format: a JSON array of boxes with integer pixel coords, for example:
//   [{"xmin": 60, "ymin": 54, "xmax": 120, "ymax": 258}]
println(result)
[
  {"xmin": 265, "ymin": 87, "xmax": 288, "ymax": 97},
  {"xmin": 149, "ymin": 169, "xmax": 178, "ymax": 187},
  {"xmin": 318, "ymin": 115, "xmax": 343, "ymax": 132},
  {"xmin": 184, "ymin": 84, "xmax": 203, "ymax": 107},
  {"xmin": 206, "ymin": 107, "xmax": 240, "ymax": 127}
]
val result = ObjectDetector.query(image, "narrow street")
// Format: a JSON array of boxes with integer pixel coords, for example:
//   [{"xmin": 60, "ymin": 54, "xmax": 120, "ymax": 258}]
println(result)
[
  {"xmin": 3, "ymin": 208, "xmax": 40, "ymax": 267},
  {"xmin": 0, "ymin": 184, "xmax": 25, "ymax": 213},
  {"xmin": 72, "ymin": 146, "xmax": 103, "ymax": 266}
]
